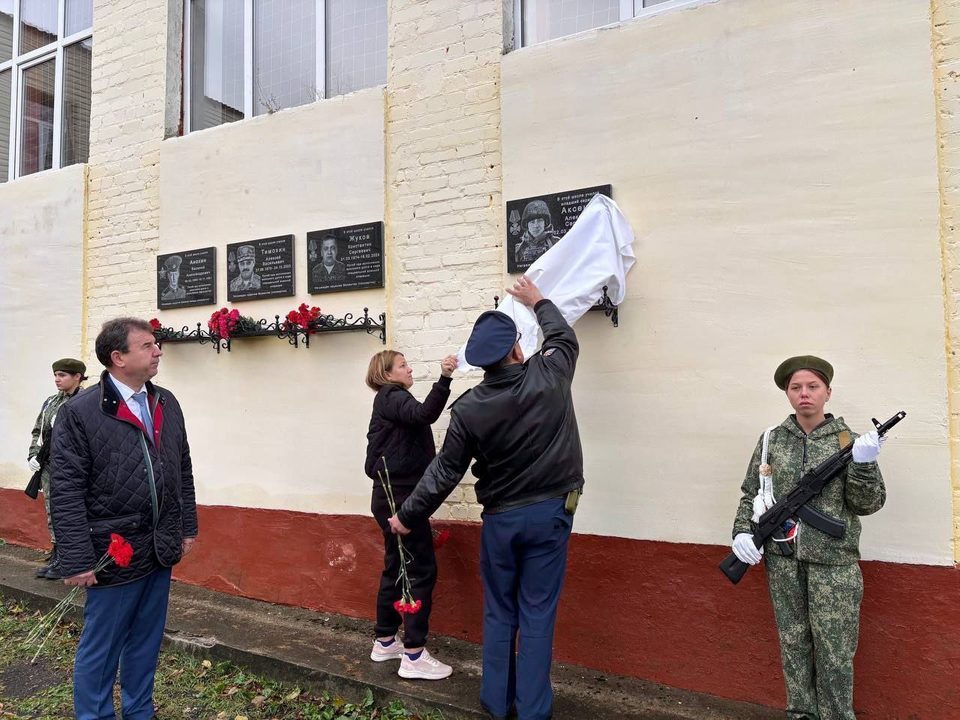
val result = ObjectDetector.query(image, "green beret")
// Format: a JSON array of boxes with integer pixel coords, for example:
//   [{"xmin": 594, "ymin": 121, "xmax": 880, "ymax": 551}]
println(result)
[
  {"xmin": 774, "ymin": 355, "xmax": 833, "ymax": 390},
  {"xmin": 52, "ymin": 358, "xmax": 86, "ymax": 376}
]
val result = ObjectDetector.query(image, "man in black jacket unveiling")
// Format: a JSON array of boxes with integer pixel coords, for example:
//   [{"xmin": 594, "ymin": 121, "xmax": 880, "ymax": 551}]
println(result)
[
  {"xmin": 388, "ymin": 276, "xmax": 583, "ymax": 720},
  {"xmin": 50, "ymin": 317, "xmax": 198, "ymax": 720}
]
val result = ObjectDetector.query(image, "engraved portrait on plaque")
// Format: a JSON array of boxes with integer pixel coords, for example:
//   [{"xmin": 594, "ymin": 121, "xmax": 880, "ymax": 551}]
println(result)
[{"xmin": 506, "ymin": 185, "xmax": 612, "ymax": 273}]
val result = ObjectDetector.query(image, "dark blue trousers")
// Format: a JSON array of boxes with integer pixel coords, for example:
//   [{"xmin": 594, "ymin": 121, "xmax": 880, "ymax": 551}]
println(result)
[
  {"xmin": 479, "ymin": 498, "xmax": 573, "ymax": 720},
  {"xmin": 73, "ymin": 567, "xmax": 172, "ymax": 720}
]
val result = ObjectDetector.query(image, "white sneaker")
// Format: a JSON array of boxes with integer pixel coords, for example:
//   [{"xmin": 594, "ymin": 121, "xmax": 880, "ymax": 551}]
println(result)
[
  {"xmin": 370, "ymin": 636, "xmax": 404, "ymax": 662},
  {"xmin": 398, "ymin": 648, "xmax": 453, "ymax": 680}
]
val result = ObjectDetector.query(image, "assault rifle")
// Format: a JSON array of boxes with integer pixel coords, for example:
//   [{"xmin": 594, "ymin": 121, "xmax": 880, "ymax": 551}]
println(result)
[
  {"xmin": 23, "ymin": 437, "xmax": 52, "ymax": 500},
  {"xmin": 719, "ymin": 411, "xmax": 906, "ymax": 584}
]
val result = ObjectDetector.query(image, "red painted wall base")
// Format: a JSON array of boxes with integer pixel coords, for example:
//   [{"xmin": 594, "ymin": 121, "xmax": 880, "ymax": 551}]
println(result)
[{"xmin": 2, "ymin": 488, "xmax": 957, "ymax": 717}]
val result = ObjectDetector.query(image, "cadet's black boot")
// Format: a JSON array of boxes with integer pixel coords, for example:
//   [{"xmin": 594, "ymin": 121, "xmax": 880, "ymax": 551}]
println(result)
[
  {"xmin": 40, "ymin": 545, "xmax": 63, "ymax": 580},
  {"xmin": 43, "ymin": 561, "xmax": 65, "ymax": 580},
  {"xmin": 35, "ymin": 544, "xmax": 55, "ymax": 577}
]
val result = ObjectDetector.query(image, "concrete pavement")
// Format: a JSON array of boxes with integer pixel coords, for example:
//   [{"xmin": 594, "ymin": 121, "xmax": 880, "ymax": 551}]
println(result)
[{"xmin": 0, "ymin": 543, "xmax": 778, "ymax": 719}]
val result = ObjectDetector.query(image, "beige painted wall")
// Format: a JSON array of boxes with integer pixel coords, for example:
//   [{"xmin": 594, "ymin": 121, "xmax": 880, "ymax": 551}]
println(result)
[
  {"xmin": 0, "ymin": 164, "xmax": 87, "ymax": 490},
  {"xmin": 158, "ymin": 89, "xmax": 387, "ymax": 513},
  {"xmin": 502, "ymin": 0, "xmax": 951, "ymax": 563}
]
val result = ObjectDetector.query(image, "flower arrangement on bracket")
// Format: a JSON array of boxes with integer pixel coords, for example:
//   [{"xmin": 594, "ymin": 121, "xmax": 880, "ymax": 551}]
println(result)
[
  {"xmin": 207, "ymin": 308, "xmax": 258, "ymax": 339},
  {"xmin": 149, "ymin": 317, "xmax": 180, "ymax": 342},
  {"xmin": 283, "ymin": 303, "xmax": 324, "ymax": 335},
  {"xmin": 378, "ymin": 458, "xmax": 421, "ymax": 616}
]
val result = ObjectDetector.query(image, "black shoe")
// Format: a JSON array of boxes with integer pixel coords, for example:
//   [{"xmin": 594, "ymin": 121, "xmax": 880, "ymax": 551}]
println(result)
[
  {"xmin": 35, "ymin": 564, "xmax": 52, "ymax": 578},
  {"xmin": 42, "ymin": 563, "xmax": 65, "ymax": 580}
]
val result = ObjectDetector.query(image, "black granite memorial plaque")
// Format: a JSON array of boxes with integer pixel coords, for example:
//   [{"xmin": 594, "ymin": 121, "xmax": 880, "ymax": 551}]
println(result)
[
  {"xmin": 226, "ymin": 235, "xmax": 295, "ymax": 302},
  {"xmin": 157, "ymin": 247, "xmax": 217, "ymax": 309},
  {"xmin": 307, "ymin": 222, "xmax": 384, "ymax": 294},
  {"xmin": 505, "ymin": 184, "xmax": 612, "ymax": 273}
]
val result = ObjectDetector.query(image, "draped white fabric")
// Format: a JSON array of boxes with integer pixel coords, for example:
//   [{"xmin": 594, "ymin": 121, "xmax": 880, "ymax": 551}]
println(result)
[{"xmin": 458, "ymin": 193, "xmax": 636, "ymax": 371}]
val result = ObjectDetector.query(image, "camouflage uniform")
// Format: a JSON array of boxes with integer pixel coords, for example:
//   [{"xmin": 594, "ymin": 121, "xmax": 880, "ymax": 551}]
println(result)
[
  {"xmin": 28, "ymin": 391, "xmax": 76, "ymax": 543},
  {"xmin": 732, "ymin": 415, "xmax": 885, "ymax": 720}
]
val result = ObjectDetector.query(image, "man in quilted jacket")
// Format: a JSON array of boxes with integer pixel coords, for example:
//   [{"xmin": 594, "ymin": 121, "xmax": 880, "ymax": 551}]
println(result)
[{"xmin": 50, "ymin": 317, "xmax": 198, "ymax": 720}]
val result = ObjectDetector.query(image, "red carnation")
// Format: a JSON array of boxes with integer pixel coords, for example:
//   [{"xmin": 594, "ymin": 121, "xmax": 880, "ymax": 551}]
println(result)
[
  {"xmin": 107, "ymin": 533, "xmax": 134, "ymax": 568},
  {"xmin": 393, "ymin": 598, "xmax": 422, "ymax": 615},
  {"xmin": 149, "ymin": 318, "xmax": 162, "ymax": 331}
]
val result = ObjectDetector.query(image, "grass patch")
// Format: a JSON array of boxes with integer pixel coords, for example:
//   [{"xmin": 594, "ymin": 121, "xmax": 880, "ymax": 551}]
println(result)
[{"xmin": 0, "ymin": 597, "xmax": 443, "ymax": 719}]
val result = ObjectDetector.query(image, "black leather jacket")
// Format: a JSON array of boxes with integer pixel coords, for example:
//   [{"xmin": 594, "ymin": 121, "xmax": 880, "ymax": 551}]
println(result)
[
  {"xmin": 398, "ymin": 299, "xmax": 583, "ymax": 526},
  {"xmin": 50, "ymin": 372, "xmax": 198, "ymax": 585}
]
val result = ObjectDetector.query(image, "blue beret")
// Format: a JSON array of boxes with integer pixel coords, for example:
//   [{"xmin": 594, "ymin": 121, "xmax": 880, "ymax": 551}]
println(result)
[{"xmin": 465, "ymin": 311, "xmax": 518, "ymax": 368}]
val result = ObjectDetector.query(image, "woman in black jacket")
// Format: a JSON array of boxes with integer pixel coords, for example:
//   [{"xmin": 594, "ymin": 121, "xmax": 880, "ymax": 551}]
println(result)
[{"xmin": 365, "ymin": 349, "xmax": 457, "ymax": 680}]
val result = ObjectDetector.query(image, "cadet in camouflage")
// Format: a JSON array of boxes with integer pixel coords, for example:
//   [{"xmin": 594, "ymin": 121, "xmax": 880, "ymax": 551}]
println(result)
[
  {"xmin": 730, "ymin": 356, "xmax": 886, "ymax": 720},
  {"xmin": 27, "ymin": 358, "xmax": 87, "ymax": 579}
]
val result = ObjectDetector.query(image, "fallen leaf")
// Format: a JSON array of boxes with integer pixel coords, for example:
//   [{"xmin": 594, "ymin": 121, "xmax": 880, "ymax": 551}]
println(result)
[
  {"xmin": 202, "ymin": 659, "xmax": 213, "ymax": 669},
  {"xmin": 284, "ymin": 688, "xmax": 301, "ymax": 701},
  {"xmin": 235, "ymin": 716, "xmax": 249, "ymax": 720},
  {"xmin": 225, "ymin": 686, "xmax": 239, "ymax": 696},
  {"xmin": 251, "ymin": 695, "xmax": 266, "ymax": 707}
]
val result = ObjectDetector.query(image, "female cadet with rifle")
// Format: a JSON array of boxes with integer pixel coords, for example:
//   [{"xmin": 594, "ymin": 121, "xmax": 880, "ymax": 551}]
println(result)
[
  {"xmin": 729, "ymin": 355, "xmax": 887, "ymax": 720},
  {"xmin": 26, "ymin": 358, "xmax": 87, "ymax": 579}
]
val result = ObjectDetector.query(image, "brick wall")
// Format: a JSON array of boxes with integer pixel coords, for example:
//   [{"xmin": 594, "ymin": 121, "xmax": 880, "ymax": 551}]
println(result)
[
  {"xmin": 84, "ymin": 0, "xmax": 171, "ymax": 352},
  {"xmin": 932, "ymin": 0, "xmax": 960, "ymax": 562},
  {"xmin": 385, "ymin": 0, "xmax": 507, "ymax": 519}
]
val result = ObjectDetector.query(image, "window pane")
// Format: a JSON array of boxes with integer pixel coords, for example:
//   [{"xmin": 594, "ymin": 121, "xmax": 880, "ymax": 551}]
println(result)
[
  {"xmin": 62, "ymin": 38, "xmax": 91, "ymax": 166},
  {"xmin": 522, "ymin": 0, "xmax": 619, "ymax": 45},
  {"xmin": 254, "ymin": 0, "xmax": 316, "ymax": 115},
  {"xmin": 20, "ymin": 58, "xmax": 55, "ymax": 176},
  {"xmin": 65, "ymin": 0, "xmax": 93, "ymax": 36},
  {"xmin": 20, "ymin": 0, "xmax": 57, "ymax": 54},
  {"xmin": 325, "ymin": 0, "xmax": 386, "ymax": 97},
  {"xmin": 190, "ymin": 0, "xmax": 244, "ymax": 131},
  {"xmin": 0, "ymin": 69, "xmax": 10, "ymax": 182},
  {"xmin": 0, "ymin": 0, "xmax": 13, "ymax": 62}
]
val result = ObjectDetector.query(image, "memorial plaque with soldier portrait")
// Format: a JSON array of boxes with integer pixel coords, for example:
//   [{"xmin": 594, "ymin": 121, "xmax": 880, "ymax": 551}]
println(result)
[
  {"xmin": 227, "ymin": 235, "xmax": 296, "ymax": 302},
  {"xmin": 156, "ymin": 247, "xmax": 217, "ymax": 309},
  {"xmin": 505, "ymin": 184, "xmax": 612, "ymax": 273},
  {"xmin": 307, "ymin": 222, "xmax": 384, "ymax": 294}
]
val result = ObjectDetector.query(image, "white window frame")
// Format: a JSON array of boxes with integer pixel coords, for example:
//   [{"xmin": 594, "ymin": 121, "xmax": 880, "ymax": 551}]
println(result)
[
  {"xmin": 514, "ymin": 0, "xmax": 708, "ymax": 49},
  {"xmin": 0, "ymin": 0, "xmax": 93, "ymax": 181},
  {"xmin": 183, "ymin": 0, "xmax": 382, "ymax": 134}
]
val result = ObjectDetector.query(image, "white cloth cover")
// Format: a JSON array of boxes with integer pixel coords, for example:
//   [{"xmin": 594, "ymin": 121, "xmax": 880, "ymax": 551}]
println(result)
[{"xmin": 458, "ymin": 194, "xmax": 637, "ymax": 371}]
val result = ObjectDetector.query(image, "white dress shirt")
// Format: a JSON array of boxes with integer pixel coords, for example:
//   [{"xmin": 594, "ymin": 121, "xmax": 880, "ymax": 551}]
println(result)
[{"xmin": 108, "ymin": 374, "xmax": 150, "ymax": 425}]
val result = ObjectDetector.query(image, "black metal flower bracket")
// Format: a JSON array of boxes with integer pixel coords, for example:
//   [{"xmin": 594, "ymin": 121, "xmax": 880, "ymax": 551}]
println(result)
[
  {"xmin": 492, "ymin": 286, "xmax": 618, "ymax": 327},
  {"xmin": 153, "ymin": 308, "xmax": 387, "ymax": 353}
]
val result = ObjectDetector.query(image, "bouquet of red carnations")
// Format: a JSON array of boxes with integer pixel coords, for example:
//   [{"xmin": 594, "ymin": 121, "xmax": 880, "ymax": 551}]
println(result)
[
  {"xmin": 25, "ymin": 534, "xmax": 134, "ymax": 662},
  {"xmin": 378, "ymin": 460, "xmax": 421, "ymax": 616}
]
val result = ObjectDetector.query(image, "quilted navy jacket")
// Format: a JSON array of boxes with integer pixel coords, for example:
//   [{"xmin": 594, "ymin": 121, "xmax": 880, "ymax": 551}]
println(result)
[{"xmin": 49, "ymin": 371, "xmax": 198, "ymax": 586}]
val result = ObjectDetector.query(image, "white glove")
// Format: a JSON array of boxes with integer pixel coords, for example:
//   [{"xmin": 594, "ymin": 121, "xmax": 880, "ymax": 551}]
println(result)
[
  {"xmin": 852, "ymin": 430, "xmax": 886, "ymax": 463},
  {"xmin": 732, "ymin": 533, "xmax": 764, "ymax": 565},
  {"xmin": 28, "ymin": 457, "xmax": 40, "ymax": 472}
]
